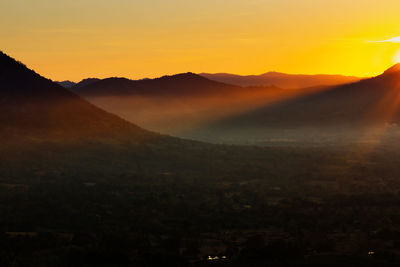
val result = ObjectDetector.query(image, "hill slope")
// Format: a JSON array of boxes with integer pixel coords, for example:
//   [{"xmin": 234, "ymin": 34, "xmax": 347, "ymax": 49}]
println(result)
[{"xmin": 0, "ymin": 51, "xmax": 151, "ymax": 141}]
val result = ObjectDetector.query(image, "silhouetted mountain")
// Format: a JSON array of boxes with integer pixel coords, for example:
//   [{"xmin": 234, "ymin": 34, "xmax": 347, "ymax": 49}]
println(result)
[
  {"xmin": 200, "ymin": 72, "xmax": 361, "ymax": 88},
  {"xmin": 0, "ymin": 51, "xmax": 151, "ymax": 141},
  {"xmin": 71, "ymin": 73, "xmax": 237, "ymax": 97},
  {"xmin": 56, "ymin": 80, "xmax": 76, "ymax": 88},
  {"xmin": 193, "ymin": 64, "xmax": 400, "ymax": 143}
]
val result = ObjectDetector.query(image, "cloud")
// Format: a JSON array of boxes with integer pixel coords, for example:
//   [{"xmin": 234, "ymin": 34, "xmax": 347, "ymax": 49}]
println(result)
[{"xmin": 371, "ymin": 36, "xmax": 400, "ymax": 43}]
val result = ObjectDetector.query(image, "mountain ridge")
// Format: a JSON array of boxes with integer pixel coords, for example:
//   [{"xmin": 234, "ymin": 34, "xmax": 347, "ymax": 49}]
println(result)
[
  {"xmin": 70, "ymin": 72, "xmax": 238, "ymax": 97},
  {"xmin": 200, "ymin": 71, "xmax": 362, "ymax": 88}
]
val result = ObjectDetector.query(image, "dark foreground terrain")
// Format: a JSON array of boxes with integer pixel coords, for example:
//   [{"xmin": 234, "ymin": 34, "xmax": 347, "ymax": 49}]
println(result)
[{"xmin": 2, "ymin": 137, "xmax": 400, "ymax": 266}]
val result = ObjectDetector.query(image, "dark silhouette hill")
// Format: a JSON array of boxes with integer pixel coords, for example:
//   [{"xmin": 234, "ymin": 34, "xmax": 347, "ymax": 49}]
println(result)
[
  {"xmin": 192, "ymin": 64, "xmax": 400, "ymax": 143},
  {"xmin": 200, "ymin": 72, "xmax": 362, "ymax": 89},
  {"xmin": 0, "ymin": 51, "xmax": 151, "ymax": 141}
]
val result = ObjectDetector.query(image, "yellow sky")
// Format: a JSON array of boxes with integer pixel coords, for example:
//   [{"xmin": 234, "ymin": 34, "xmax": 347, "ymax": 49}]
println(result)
[{"xmin": 1, "ymin": 0, "xmax": 400, "ymax": 81}]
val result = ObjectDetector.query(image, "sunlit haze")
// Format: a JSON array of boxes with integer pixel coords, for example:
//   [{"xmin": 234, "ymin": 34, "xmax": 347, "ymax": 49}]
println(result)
[
  {"xmin": 2, "ymin": 0, "xmax": 400, "ymax": 81},
  {"xmin": 394, "ymin": 48, "xmax": 400, "ymax": 64}
]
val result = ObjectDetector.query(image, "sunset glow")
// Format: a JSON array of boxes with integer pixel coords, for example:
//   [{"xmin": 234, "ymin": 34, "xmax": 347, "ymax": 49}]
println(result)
[
  {"xmin": 394, "ymin": 48, "xmax": 400, "ymax": 64},
  {"xmin": 2, "ymin": 0, "xmax": 400, "ymax": 81}
]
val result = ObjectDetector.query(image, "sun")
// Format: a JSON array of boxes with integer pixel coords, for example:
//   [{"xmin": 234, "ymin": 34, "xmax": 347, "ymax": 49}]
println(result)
[{"xmin": 393, "ymin": 48, "xmax": 400, "ymax": 64}]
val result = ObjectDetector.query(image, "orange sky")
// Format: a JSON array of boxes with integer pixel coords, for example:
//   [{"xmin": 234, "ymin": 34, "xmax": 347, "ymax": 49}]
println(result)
[{"xmin": 2, "ymin": 0, "xmax": 400, "ymax": 81}]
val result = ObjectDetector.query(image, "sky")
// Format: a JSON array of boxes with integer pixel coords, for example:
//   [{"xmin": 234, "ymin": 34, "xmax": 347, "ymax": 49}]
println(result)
[{"xmin": 2, "ymin": 0, "xmax": 400, "ymax": 81}]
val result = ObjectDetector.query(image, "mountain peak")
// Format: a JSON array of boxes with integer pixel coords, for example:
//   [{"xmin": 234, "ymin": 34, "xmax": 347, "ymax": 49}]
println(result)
[
  {"xmin": 158, "ymin": 72, "xmax": 208, "ymax": 81},
  {"xmin": 56, "ymin": 80, "xmax": 76, "ymax": 88}
]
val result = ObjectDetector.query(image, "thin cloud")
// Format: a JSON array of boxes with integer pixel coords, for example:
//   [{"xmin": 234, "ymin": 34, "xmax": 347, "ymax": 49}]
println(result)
[{"xmin": 370, "ymin": 36, "xmax": 400, "ymax": 43}]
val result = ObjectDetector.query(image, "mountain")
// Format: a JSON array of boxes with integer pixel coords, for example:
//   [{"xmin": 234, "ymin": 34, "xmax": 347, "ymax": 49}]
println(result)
[
  {"xmin": 192, "ymin": 64, "xmax": 400, "ymax": 144},
  {"xmin": 70, "ymin": 73, "xmax": 237, "ymax": 97},
  {"xmin": 0, "ymin": 51, "xmax": 151, "ymax": 141},
  {"xmin": 200, "ymin": 72, "xmax": 362, "ymax": 89},
  {"xmin": 74, "ymin": 78, "xmax": 101, "ymax": 88},
  {"xmin": 70, "ymin": 73, "xmax": 326, "ymax": 135},
  {"xmin": 55, "ymin": 80, "xmax": 76, "ymax": 88}
]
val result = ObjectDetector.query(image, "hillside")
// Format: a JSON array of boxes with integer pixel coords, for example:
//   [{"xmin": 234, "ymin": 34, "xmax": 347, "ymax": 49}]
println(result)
[{"xmin": 0, "ymin": 51, "xmax": 152, "ymax": 142}]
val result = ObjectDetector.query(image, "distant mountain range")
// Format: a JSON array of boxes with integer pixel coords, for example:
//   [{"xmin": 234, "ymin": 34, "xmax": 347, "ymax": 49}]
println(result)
[
  {"xmin": 51, "ymin": 62, "xmax": 400, "ymax": 144},
  {"xmin": 200, "ymin": 72, "xmax": 362, "ymax": 88},
  {"xmin": 57, "ymin": 64, "xmax": 400, "ymax": 144},
  {"xmin": 68, "ymin": 73, "xmax": 237, "ymax": 97},
  {"xmin": 190, "ymin": 64, "xmax": 400, "ymax": 143},
  {"xmin": 67, "ymin": 73, "xmax": 325, "ymax": 134},
  {"xmin": 56, "ymin": 78, "xmax": 100, "ymax": 89},
  {"xmin": 57, "ymin": 71, "xmax": 362, "ymax": 90}
]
